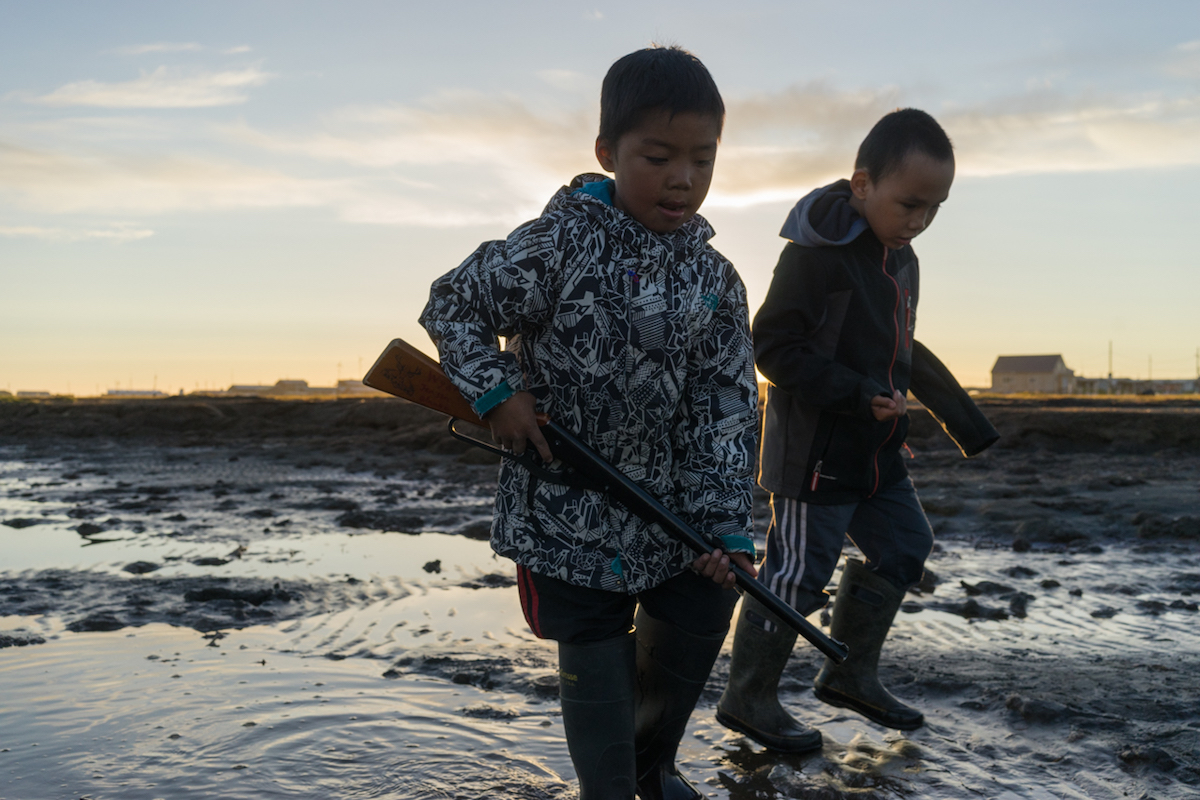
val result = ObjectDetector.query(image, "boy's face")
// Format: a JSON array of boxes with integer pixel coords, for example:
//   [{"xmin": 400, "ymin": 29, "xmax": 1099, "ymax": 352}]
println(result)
[
  {"xmin": 594, "ymin": 110, "xmax": 720, "ymax": 234},
  {"xmin": 849, "ymin": 151, "xmax": 955, "ymax": 250}
]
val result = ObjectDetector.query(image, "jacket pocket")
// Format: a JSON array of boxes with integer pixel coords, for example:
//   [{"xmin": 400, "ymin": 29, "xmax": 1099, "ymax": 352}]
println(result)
[
  {"xmin": 808, "ymin": 417, "xmax": 840, "ymax": 492},
  {"xmin": 812, "ymin": 415, "xmax": 878, "ymax": 496}
]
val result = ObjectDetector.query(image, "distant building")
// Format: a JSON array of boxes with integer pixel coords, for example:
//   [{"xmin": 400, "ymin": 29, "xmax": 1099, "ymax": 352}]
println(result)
[
  {"xmin": 195, "ymin": 378, "xmax": 383, "ymax": 399},
  {"xmin": 272, "ymin": 380, "xmax": 311, "ymax": 394},
  {"xmin": 224, "ymin": 384, "xmax": 276, "ymax": 397},
  {"xmin": 16, "ymin": 391, "xmax": 53, "ymax": 399},
  {"xmin": 105, "ymin": 389, "xmax": 166, "ymax": 398},
  {"xmin": 991, "ymin": 355, "xmax": 1076, "ymax": 394},
  {"xmin": 1075, "ymin": 377, "xmax": 1197, "ymax": 395}
]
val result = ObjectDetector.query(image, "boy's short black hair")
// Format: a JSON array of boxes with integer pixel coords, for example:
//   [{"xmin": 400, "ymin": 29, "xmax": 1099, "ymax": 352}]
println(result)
[
  {"xmin": 855, "ymin": 108, "xmax": 953, "ymax": 183},
  {"xmin": 598, "ymin": 45, "xmax": 724, "ymax": 144}
]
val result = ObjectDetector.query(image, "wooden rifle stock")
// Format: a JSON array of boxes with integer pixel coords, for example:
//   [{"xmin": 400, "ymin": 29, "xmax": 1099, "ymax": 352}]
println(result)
[{"xmin": 364, "ymin": 339, "xmax": 848, "ymax": 663}]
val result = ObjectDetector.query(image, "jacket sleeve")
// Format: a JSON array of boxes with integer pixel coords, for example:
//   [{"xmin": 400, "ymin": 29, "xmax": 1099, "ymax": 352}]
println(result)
[
  {"xmin": 753, "ymin": 244, "xmax": 890, "ymax": 419},
  {"xmin": 909, "ymin": 340, "xmax": 999, "ymax": 457},
  {"xmin": 418, "ymin": 219, "xmax": 561, "ymax": 416},
  {"xmin": 672, "ymin": 269, "xmax": 759, "ymax": 557}
]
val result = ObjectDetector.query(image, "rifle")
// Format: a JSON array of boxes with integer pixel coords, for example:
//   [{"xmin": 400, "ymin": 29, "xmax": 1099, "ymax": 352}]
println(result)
[{"xmin": 363, "ymin": 339, "xmax": 848, "ymax": 663}]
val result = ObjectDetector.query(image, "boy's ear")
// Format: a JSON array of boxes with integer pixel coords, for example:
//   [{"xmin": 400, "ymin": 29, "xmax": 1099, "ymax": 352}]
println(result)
[
  {"xmin": 849, "ymin": 167, "xmax": 872, "ymax": 199},
  {"xmin": 595, "ymin": 137, "xmax": 616, "ymax": 172}
]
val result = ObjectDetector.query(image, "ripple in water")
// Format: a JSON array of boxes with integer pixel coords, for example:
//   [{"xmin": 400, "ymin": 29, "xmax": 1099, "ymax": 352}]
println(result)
[{"xmin": 0, "ymin": 623, "xmax": 572, "ymax": 800}]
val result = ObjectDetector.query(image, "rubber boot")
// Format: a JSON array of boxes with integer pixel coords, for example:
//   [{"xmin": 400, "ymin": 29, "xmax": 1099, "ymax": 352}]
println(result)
[
  {"xmin": 633, "ymin": 609, "xmax": 726, "ymax": 800},
  {"xmin": 715, "ymin": 595, "xmax": 823, "ymax": 753},
  {"xmin": 558, "ymin": 634, "xmax": 638, "ymax": 800},
  {"xmin": 812, "ymin": 558, "xmax": 924, "ymax": 730}
]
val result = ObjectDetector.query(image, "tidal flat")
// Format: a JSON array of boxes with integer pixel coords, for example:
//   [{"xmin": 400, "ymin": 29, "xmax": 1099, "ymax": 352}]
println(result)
[{"xmin": 1, "ymin": 397, "xmax": 1198, "ymax": 799}]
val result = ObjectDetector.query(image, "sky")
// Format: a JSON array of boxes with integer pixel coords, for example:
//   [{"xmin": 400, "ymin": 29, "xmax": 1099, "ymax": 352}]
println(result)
[{"xmin": 2, "ymin": 0, "xmax": 1199, "ymax": 395}]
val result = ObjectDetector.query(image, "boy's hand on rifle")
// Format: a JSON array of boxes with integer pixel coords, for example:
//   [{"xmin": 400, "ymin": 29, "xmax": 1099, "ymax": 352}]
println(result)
[
  {"xmin": 693, "ymin": 549, "xmax": 758, "ymax": 589},
  {"xmin": 870, "ymin": 390, "xmax": 908, "ymax": 422},
  {"xmin": 485, "ymin": 391, "xmax": 553, "ymax": 462}
]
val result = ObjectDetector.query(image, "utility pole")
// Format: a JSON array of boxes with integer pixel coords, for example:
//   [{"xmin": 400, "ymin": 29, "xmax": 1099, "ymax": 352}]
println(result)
[{"xmin": 1107, "ymin": 341, "xmax": 1113, "ymax": 394}]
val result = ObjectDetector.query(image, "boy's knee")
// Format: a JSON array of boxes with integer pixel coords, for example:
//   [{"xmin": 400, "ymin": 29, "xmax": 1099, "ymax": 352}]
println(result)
[
  {"xmin": 874, "ymin": 551, "xmax": 929, "ymax": 594},
  {"xmin": 639, "ymin": 571, "xmax": 739, "ymax": 637}
]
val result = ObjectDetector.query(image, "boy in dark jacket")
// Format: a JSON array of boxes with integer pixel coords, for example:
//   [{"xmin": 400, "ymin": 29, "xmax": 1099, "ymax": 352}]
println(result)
[
  {"xmin": 420, "ymin": 46, "xmax": 758, "ymax": 799},
  {"xmin": 716, "ymin": 109, "xmax": 998, "ymax": 750}
]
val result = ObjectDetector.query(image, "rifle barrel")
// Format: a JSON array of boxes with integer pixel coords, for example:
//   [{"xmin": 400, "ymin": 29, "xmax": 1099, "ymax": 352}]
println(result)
[{"xmin": 540, "ymin": 420, "xmax": 848, "ymax": 663}]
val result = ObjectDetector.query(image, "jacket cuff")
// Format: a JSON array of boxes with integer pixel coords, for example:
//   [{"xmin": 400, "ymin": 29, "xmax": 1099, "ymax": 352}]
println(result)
[
  {"xmin": 857, "ymin": 383, "xmax": 892, "ymax": 419},
  {"xmin": 718, "ymin": 533, "xmax": 757, "ymax": 558},
  {"xmin": 472, "ymin": 380, "xmax": 515, "ymax": 417}
]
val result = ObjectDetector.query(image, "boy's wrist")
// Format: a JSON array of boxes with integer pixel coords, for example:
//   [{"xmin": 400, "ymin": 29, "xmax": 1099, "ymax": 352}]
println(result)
[
  {"xmin": 717, "ymin": 532, "xmax": 757, "ymax": 559},
  {"xmin": 473, "ymin": 380, "xmax": 516, "ymax": 418}
]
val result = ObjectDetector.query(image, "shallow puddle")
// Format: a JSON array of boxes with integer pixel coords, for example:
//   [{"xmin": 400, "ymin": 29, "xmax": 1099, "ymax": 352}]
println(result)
[
  {"xmin": 2, "ymin": 440, "xmax": 1200, "ymax": 798},
  {"xmin": 0, "ymin": 622, "xmax": 571, "ymax": 799}
]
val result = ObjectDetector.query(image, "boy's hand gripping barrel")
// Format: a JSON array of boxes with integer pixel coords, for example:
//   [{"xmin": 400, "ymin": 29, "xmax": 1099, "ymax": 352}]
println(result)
[{"xmin": 363, "ymin": 339, "xmax": 848, "ymax": 664}]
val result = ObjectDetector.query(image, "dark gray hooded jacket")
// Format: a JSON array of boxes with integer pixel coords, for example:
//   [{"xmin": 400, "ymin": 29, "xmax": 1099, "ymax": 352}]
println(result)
[{"xmin": 757, "ymin": 180, "xmax": 998, "ymax": 503}]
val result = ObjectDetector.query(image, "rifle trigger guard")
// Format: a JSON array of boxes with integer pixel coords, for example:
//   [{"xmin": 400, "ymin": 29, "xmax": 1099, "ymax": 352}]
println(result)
[{"xmin": 446, "ymin": 418, "xmax": 605, "ymax": 493}]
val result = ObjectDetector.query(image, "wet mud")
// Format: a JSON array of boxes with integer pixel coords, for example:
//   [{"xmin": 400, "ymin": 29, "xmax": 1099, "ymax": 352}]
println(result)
[{"xmin": 2, "ymin": 396, "xmax": 1199, "ymax": 798}]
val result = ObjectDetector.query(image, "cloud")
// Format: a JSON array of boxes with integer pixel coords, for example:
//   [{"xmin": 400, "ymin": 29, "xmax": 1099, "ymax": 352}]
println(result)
[
  {"xmin": 1165, "ymin": 39, "xmax": 1200, "ymax": 78},
  {"xmin": 338, "ymin": 189, "xmax": 527, "ymax": 228},
  {"xmin": 944, "ymin": 93, "xmax": 1200, "ymax": 176},
  {"xmin": 111, "ymin": 42, "xmax": 203, "ymax": 56},
  {"xmin": 537, "ymin": 69, "xmax": 589, "ymax": 91},
  {"xmin": 4, "ymin": 73, "xmax": 1200, "ymax": 231},
  {"xmin": 0, "ymin": 224, "xmax": 153, "ymax": 242},
  {"xmin": 224, "ymin": 45, "xmax": 253, "ymax": 55},
  {"xmin": 710, "ymin": 82, "xmax": 903, "ymax": 199},
  {"xmin": 224, "ymin": 91, "xmax": 596, "ymax": 199},
  {"xmin": 229, "ymin": 91, "xmax": 593, "ymax": 167},
  {"xmin": 33, "ymin": 66, "xmax": 273, "ymax": 108},
  {"xmin": 208, "ymin": 81, "xmax": 1200, "ymax": 219},
  {"xmin": 706, "ymin": 82, "xmax": 1200, "ymax": 202},
  {"xmin": 0, "ymin": 140, "xmax": 339, "ymax": 215}
]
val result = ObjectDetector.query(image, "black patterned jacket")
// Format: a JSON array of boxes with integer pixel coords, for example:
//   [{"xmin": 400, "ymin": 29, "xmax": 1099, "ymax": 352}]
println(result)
[{"xmin": 420, "ymin": 174, "xmax": 758, "ymax": 593}]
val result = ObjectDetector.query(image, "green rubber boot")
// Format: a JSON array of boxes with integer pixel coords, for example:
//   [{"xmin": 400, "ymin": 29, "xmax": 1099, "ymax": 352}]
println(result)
[
  {"xmin": 812, "ymin": 558, "xmax": 924, "ymax": 730},
  {"xmin": 633, "ymin": 609, "xmax": 727, "ymax": 800},
  {"xmin": 558, "ymin": 634, "xmax": 638, "ymax": 800},
  {"xmin": 715, "ymin": 595, "xmax": 823, "ymax": 753}
]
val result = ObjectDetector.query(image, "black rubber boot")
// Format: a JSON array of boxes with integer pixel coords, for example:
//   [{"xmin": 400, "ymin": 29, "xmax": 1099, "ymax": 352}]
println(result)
[
  {"xmin": 558, "ymin": 634, "xmax": 638, "ymax": 800},
  {"xmin": 812, "ymin": 558, "xmax": 924, "ymax": 730},
  {"xmin": 633, "ymin": 609, "xmax": 726, "ymax": 800},
  {"xmin": 715, "ymin": 595, "xmax": 824, "ymax": 753}
]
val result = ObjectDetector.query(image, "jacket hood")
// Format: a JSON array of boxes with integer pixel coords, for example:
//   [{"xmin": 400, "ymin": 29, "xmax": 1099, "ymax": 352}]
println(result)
[
  {"xmin": 542, "ymin": 173, "xmax": 717, "ymax": 255},
  {"xmin": 779, "ymin": 179, "xmax": 869, "ymax": 246}
]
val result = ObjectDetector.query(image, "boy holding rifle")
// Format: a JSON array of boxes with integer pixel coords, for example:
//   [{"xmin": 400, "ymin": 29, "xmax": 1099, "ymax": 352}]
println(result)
[{"xmin": 420, "ymin": 46, "xmax": 758, "ymax": 800}]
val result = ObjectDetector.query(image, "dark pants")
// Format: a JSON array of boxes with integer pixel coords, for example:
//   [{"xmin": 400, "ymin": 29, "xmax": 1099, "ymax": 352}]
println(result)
[
  {"xmin": 759, "ymin": 476, "xmax": 934, "ymax": 620},
  {"xmin": 517, "ymin": 565, "xmax": 740, "ymax": 643}
]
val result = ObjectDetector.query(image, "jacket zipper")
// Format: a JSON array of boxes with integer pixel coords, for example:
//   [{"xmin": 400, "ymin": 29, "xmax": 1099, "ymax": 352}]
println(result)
[
  {"xmin": 871, "ymin": 247, "xmax": 901, "ymax": 496},
  {"xmin": 904, "ymin": 288, "xmax": 912, "ymax": 349}
]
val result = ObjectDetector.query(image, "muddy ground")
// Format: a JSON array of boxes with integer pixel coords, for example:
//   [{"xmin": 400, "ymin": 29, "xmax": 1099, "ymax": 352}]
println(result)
[{"xmin": 1, "ymin": 396, "xmax": 1199, "ymax": 799}]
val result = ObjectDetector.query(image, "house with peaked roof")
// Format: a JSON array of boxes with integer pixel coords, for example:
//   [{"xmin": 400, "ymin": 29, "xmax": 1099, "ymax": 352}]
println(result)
[{"xmin": 991, "ymin": 355, "xmax": 1076, "ymax": 394}]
